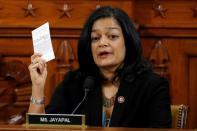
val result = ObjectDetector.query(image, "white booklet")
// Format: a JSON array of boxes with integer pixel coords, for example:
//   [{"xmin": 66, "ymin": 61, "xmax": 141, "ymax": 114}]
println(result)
[{"xmin": 32, "ymin": 22, "xmax": 55, "ymax": 62}]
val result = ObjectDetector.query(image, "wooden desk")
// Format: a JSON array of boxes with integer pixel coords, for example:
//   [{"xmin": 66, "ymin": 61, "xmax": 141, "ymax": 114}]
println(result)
[{"xmin": 0, "ymin": 125, "xmax": 195, "ymax": 131}]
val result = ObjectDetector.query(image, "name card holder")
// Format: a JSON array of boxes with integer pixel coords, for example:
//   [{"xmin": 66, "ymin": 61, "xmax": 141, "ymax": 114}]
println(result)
[{"xmin": 25, "ymin": 113, "xmax": 86, "ymax": 128}]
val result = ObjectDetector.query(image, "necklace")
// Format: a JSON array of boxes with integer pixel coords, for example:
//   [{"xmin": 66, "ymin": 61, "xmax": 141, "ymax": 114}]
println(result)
[{"xmin": 103, "ymin": 95, "xmax": 116, "ymax": 108}]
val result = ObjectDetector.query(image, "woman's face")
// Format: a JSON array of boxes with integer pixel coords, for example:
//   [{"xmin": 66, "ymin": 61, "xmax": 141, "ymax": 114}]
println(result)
[{"xmin": 91, "ymin": 17, "xmax": 126, "ymax": 71}]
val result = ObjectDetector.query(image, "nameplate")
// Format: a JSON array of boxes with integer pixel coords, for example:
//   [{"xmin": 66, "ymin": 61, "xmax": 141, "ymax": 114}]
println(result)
[{"xmin": 26, "ymin": 113, "xmax": 86, "ymax": 128}]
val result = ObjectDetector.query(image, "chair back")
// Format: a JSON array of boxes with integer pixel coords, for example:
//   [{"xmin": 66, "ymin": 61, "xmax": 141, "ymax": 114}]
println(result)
[{"xmin": 171, "ymin": 104, "xmax": 188, "ymax": 128}]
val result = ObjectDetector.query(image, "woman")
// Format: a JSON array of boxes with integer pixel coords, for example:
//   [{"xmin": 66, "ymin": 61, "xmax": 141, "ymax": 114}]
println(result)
[{"xmin": 28, "ymin": 6, "xmax": 172, "ymax": 128}]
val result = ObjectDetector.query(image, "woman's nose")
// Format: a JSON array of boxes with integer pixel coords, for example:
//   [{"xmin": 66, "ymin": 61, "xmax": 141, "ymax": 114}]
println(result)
[{"xmin": 99, "ymin": 36, "xmax": 108, "ymax": 47}]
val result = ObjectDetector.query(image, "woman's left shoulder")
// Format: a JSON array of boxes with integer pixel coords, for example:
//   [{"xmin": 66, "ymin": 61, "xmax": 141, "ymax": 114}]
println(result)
[
  {"xmin": 135, "ymin": 70, "xmax": 170, "ymax": 100},
  {"xmin": 137, "ymin": 70, "xmax": 169, "ymax": 88},
  {"xmin": 141, "ymin": 69, "xmax": 167, "ymax": 80}
]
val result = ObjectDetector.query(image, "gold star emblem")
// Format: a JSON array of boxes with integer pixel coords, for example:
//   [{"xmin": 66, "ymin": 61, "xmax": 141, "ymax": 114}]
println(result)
[
  {"xmin": 152, "ymin": 3, "xmax": 168, "ymax": 18},
  {"xmin": 23, "ymin": 1, "xmax": 38, "ymax": 17},
  {"xmin": 191, "ymin": 6, "xmax": 197, "ymax": 18},
  {"xmin": 58, "ymin": 3, "xmax": 72, "ymax": 18}
]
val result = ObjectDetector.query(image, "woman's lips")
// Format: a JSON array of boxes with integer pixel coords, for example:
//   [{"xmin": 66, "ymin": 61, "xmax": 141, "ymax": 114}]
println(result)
[{"xmin": 98, "ymin": 51, "xmax": 111, "ymax": 58}]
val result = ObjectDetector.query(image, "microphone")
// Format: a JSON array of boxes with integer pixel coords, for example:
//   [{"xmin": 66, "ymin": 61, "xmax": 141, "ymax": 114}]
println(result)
[{"xmin": 71, "ymin": 76, "xmax": 94, "ymax": 114}]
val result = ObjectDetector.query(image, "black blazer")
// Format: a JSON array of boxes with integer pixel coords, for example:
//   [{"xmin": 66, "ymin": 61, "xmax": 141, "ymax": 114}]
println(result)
[{"xmin": 46, "ymin": 69, "xmax": 172, "ymax": 128}]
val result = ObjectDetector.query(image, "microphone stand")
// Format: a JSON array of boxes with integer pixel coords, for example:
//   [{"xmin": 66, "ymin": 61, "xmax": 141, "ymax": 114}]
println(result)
[{"xmin": 71, "ymin": 88, "xmax": 89, "ymax": 114}]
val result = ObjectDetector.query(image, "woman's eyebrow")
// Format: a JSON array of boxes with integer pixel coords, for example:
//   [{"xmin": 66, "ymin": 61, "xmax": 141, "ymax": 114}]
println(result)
[{"xmin": 92, "ymin": 27, "xmax": 120, "ymax": 32}]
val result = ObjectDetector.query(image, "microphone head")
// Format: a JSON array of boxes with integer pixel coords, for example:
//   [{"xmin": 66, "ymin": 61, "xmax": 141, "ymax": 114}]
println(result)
[{"xmin": 83, "ymin": 76, "xmax": 95, "ymax": 92}]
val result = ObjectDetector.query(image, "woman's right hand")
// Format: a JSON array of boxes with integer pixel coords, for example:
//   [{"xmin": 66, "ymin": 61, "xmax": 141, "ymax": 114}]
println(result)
[{"xmin": 28, "ymin": 53, "xmax": 47, "ymax": 99}]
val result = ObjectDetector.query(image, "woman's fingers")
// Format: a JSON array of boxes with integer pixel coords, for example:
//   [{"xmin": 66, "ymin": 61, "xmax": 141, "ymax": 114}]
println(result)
[
  {"xmin": 31, "ymin": 62, "xmax": 45, "ymax": 74},
  {"xmin": 31, "ymin": 53, "xmax": 43, "ymax": 65},
  {"xmin": 29, "ymin": 53, "xmax": 47, "ymax": 76},
  {"xmin": 31, "ymin": 53, "xmax": 46, "ymax": 67}
]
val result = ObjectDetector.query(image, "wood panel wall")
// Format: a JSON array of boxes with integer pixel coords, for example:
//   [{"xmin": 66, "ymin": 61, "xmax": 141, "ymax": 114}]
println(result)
[
  {"xmin": 135, "ymin": 0, "xmax": 197, "ymax": 128},
  {"xmin": 0, "ymin": 0, "xmax": 196, "ymax": 129}
]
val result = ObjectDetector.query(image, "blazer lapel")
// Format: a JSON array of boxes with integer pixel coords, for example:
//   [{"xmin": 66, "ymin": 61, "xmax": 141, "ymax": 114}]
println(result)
[
  {"xmin": 86, "ymin": 84, "xmax": 102, "ymax": 126},
  {"xmin": 110, "ymin": 75, "xmax": 135, "ymax": 126}
]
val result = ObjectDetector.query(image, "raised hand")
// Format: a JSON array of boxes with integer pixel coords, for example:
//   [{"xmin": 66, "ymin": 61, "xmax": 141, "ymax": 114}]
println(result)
[{"xmin": 28, "ymin": 53, "xmax": 47, "ymax": 99}]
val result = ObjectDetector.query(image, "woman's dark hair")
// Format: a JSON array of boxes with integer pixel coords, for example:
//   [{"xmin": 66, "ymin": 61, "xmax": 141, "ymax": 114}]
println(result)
[{"xmin": 78, "ymin": 6, "xmax": 146, "ymax": 82}]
